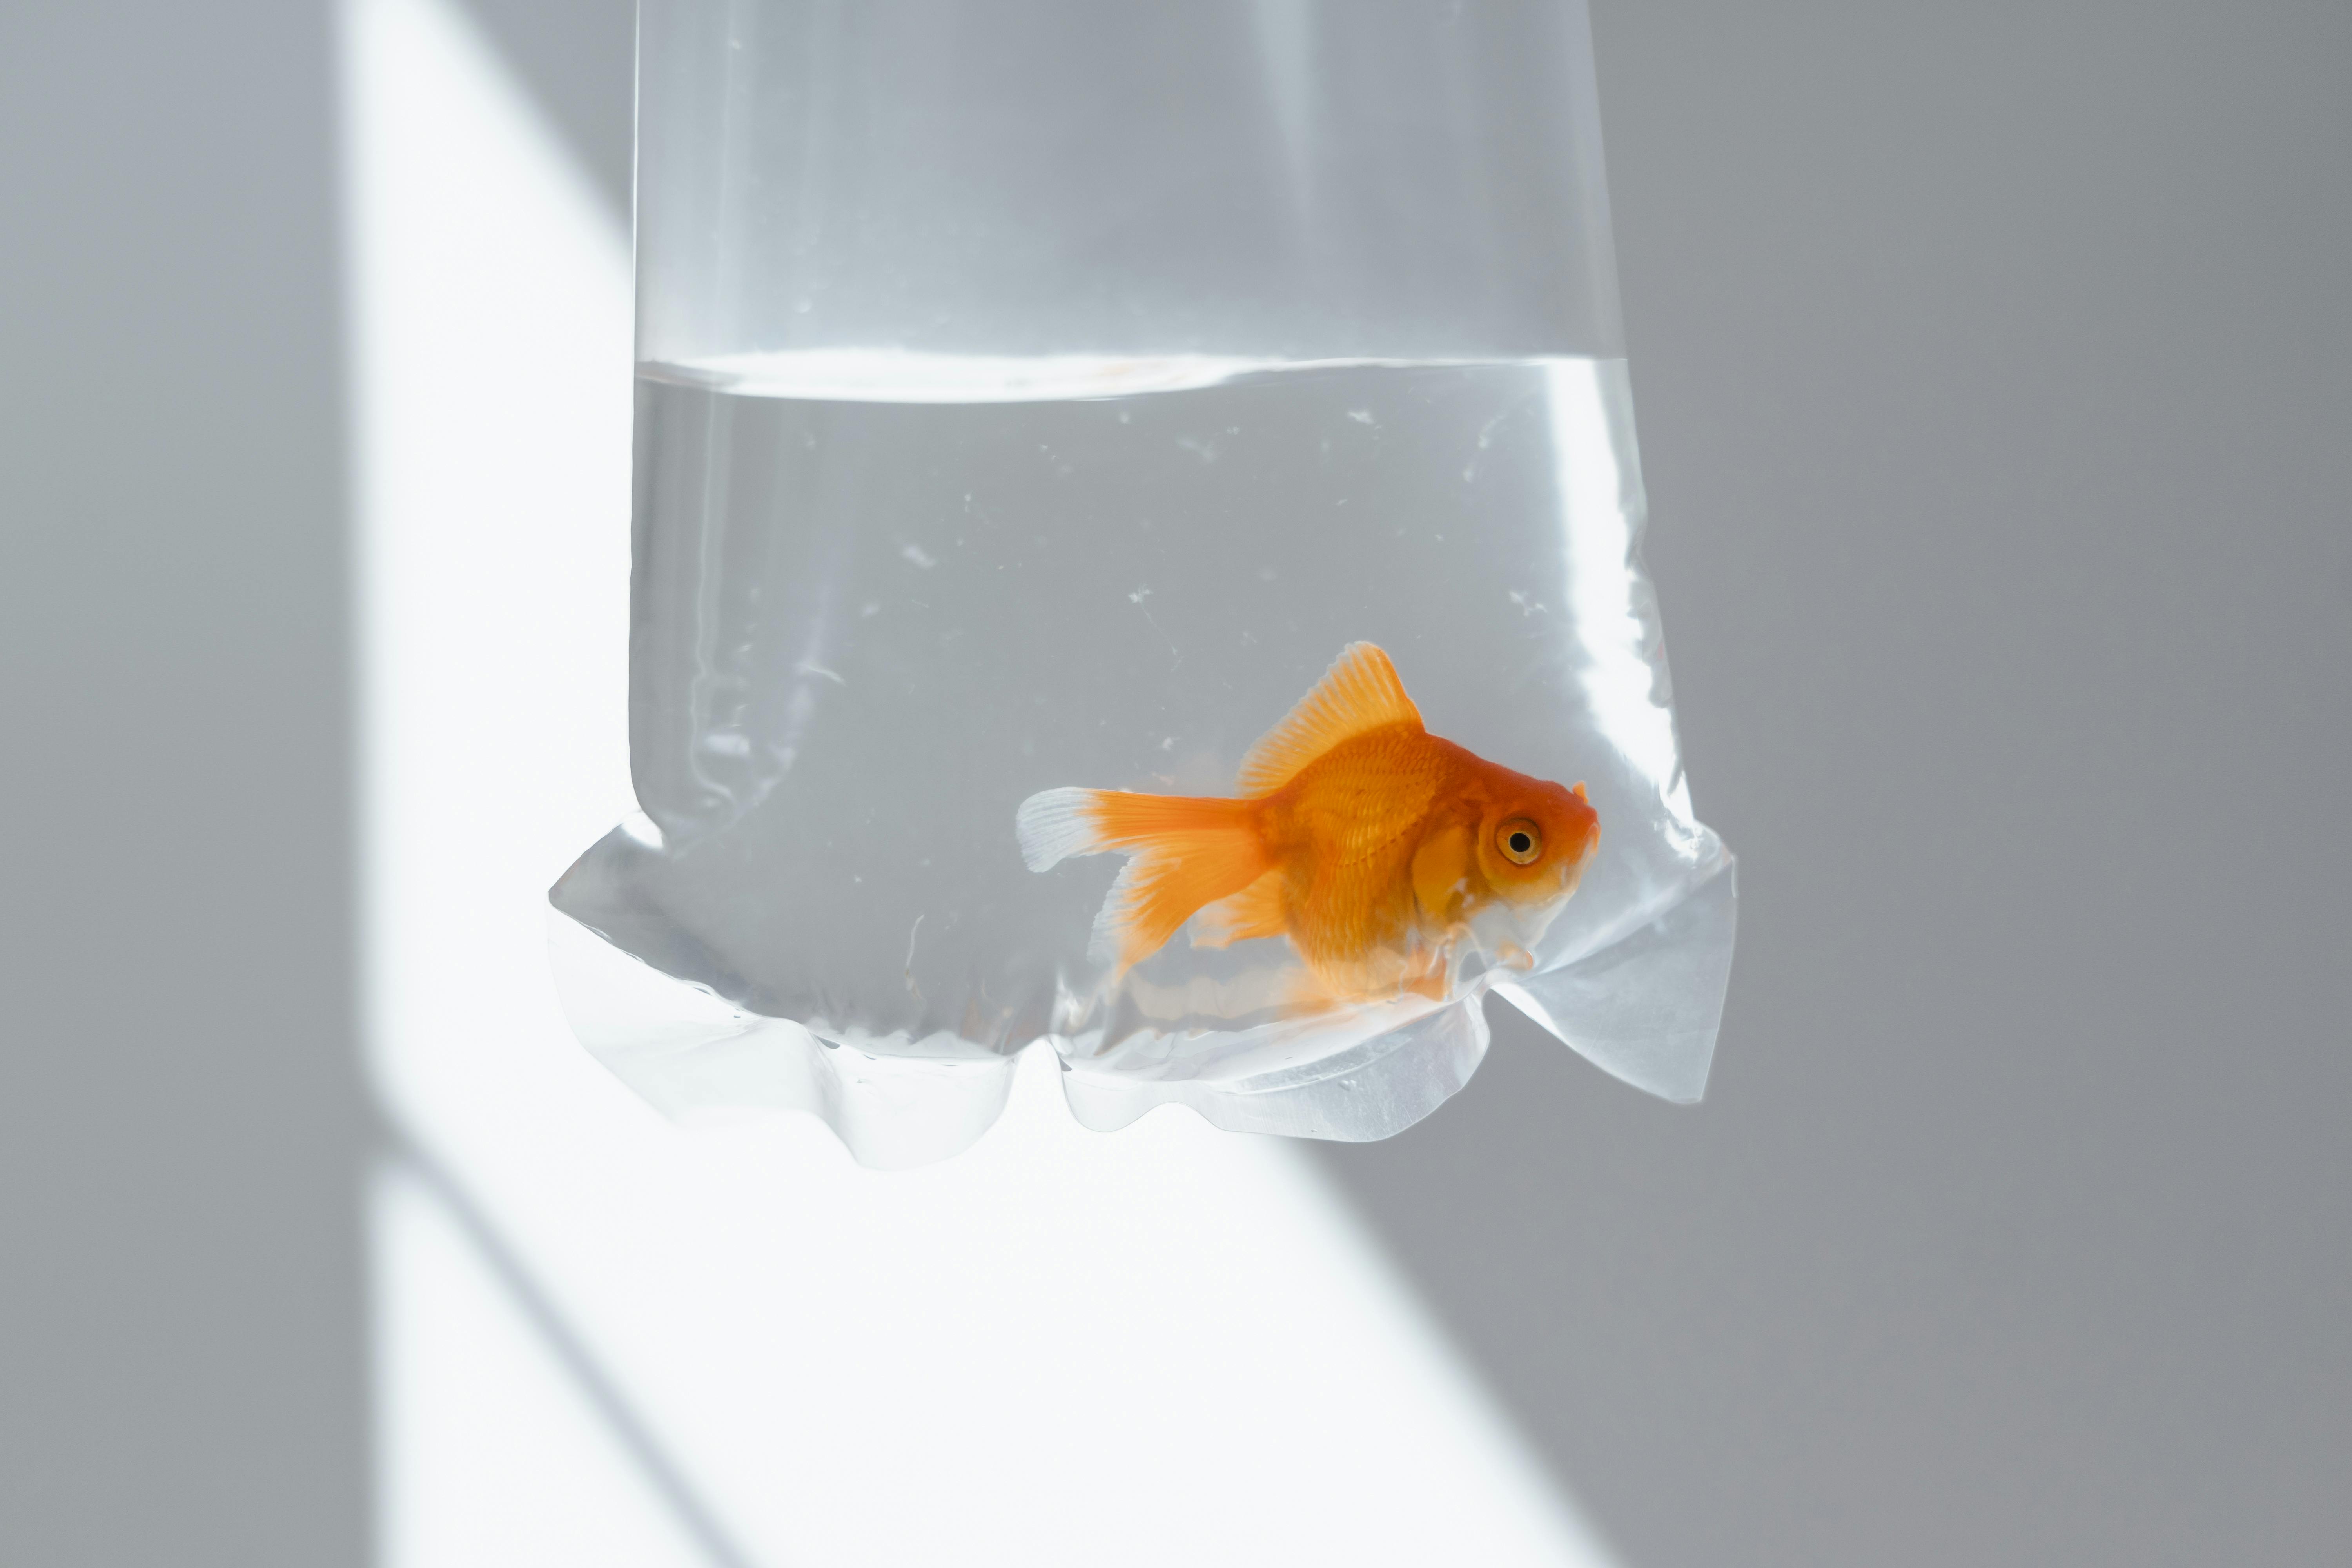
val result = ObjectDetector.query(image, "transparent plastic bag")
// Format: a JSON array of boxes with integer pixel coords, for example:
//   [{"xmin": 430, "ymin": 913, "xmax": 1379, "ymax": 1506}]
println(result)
[{"xmin": 551, "ymin": 0, "xmax": 1735, "ymax": 1167}]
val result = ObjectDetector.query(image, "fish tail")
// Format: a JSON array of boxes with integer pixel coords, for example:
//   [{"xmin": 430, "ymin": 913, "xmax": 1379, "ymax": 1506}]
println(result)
[
  {"xmin": 1015, "ymin": 787, "xmax": 1269, "ymax": 975},
  {"xmin": 1015, "ymin": 787, "xmax": 1108, "ymax": 871}
]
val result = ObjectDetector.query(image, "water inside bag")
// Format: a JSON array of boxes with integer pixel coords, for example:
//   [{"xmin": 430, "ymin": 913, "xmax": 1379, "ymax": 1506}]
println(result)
[{"xmin": 551, "ymin": 354, "xmax": 1735, "ymax": 1166}]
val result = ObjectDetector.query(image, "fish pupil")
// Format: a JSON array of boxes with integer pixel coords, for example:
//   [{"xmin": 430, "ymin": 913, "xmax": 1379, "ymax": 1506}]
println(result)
[{"xmin": 1509, "ymin": 831, "xmax": 1532, "ymax": 855}]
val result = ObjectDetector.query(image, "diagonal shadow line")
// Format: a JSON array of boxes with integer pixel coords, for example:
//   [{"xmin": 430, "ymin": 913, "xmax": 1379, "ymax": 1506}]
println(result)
[
  {"xmin": 384, "ymin": 1120, "xmax": 770, "ymax": 1568},
  {"xmin": 455, "ymin": 0, "xmax": 637, "ymax": 215}
]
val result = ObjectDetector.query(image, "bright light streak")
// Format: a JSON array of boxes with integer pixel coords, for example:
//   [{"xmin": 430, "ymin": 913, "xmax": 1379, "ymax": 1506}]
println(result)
[
  {"xmin": 1548, "ymin": 360, "xmax": 1701, "ymax": 844},
  {"xmin": 373, "ymin": 1158, "xmax": 718, "ymax": 1566},
  {"xmin": 344, "ymin": 0, "xmax": 1623, "ymax": 1560}
]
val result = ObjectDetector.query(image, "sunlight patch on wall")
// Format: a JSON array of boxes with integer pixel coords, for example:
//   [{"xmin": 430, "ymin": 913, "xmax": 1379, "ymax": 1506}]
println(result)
[{"xmin": 343, "ymin": 0, "xmax": 1621, "ymax": 1560}]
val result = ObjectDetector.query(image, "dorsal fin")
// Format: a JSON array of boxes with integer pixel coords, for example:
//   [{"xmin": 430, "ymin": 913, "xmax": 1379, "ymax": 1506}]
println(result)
[{"xmin": 1234, "ymin": 642, "xmax": 1423, "ymax": 798}]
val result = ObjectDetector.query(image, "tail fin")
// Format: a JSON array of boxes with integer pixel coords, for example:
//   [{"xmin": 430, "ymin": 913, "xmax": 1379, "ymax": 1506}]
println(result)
[
  {"xmin": 1014, "ymin": 787, "xmax": 1269, "ymax": 975},
  {"xmin": 1016, "ymin": 787, "xmax": 1105, "ymax": 871}
]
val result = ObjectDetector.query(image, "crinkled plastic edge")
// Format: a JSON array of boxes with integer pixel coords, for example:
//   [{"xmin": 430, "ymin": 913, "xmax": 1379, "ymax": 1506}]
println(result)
[
  {"xmin": 546, "ymin": 852, "xmax": 1735, "ymax": 1168},
  {"xmin": 1497, "ymin": 855, "xmax": 1738, "ymax": 1105}
]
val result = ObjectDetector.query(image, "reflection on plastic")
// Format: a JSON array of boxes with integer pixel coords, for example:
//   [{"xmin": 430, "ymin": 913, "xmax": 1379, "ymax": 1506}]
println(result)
[
  {"xmin": 1497, "ymin": 859, "xmax": 1737, "ymax": 1105},
  {"xmin": 551, "ymin": 354, "xmax": 1734, "ymax": 1165}
]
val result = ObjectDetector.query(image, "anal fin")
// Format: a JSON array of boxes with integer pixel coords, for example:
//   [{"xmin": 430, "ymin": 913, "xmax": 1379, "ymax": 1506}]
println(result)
[{"xmin": 1192, "ymin": 868, "xmax": 1288, "ymax": 951}]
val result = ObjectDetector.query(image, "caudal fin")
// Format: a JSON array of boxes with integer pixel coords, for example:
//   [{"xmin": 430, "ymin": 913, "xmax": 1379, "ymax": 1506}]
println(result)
[
  {"xmin": 1015, "ymin": 787, "xmax": 1104, "ymax": 871},
  {"xmin": 1014, "ymin": 786, "xmax": 1269, "ymax": 975}
]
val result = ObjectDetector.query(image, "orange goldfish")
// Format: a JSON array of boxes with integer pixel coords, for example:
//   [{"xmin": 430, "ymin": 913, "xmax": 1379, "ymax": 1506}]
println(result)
[{"xmin": 1016, "ymin": 642, "xmax": 1601, "ymax": 1002}]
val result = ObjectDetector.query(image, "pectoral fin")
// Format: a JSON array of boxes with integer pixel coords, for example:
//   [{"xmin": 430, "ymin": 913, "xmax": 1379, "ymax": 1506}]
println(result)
[{"xmin": 1410, "ymin": 823, "xmax": 1474, "ymax": 929}]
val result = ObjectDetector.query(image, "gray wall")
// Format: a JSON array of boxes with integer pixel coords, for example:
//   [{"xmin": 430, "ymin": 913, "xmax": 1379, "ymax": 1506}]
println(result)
[
  {"xmin": 3, "ymin": 2, "xmax": 2343, "ymax": 1565},
  {"xmin": 0, "ymin": 3, "xmax": 367, "ymax": 1566},
  {"xmin": 1322, "ymin": 4, "xmax": 2352, "ymax": 1565}
]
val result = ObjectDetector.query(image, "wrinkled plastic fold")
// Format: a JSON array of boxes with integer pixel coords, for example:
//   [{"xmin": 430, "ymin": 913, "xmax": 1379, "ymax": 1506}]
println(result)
[{"xmin": 553, "ymin": 853, "xmax": 1733, "ymax": 1171}]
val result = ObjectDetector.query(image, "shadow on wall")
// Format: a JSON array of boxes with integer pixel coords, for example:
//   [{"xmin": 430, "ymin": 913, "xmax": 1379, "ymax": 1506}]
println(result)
[
  {"xmin": 0, "ymin": 3, "xmax": 368, "ymax": 1565},
  {"xmin": 1319, "ymin": 5, "xmax": 2352, "ymax": 1568},
  {"xmin": 462, "ymin": 0, "xmax": 637, "ymax": 210}
]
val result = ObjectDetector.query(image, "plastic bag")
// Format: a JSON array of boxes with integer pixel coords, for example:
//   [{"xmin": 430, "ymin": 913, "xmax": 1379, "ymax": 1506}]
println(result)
[{"xmin": 551, "ymin": 0, "xmax": 1735, "ymax": 1167}]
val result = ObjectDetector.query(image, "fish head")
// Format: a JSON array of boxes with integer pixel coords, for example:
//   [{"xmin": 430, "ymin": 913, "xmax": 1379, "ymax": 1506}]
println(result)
[{"xmin": 1474, "ymin": 776, "xmax": 1601, "ymax": 908}]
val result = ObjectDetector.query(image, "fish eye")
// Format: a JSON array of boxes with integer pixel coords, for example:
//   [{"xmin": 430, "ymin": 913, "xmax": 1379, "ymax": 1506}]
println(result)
[{"xmin": 1498, "ymin": 819, "xmax": 1543, "ymax": 866}]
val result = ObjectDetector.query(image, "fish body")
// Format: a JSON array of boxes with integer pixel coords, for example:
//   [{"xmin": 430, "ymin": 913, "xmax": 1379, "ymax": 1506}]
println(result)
[{"xmin": 1017, "ymin": 643, "xmax": 1600, "ymax": 1002}]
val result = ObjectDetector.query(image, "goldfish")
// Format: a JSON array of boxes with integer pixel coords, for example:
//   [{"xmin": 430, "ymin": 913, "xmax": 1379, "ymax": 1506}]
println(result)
[{"xmin": 1016, "ymin": 642, "xmax": 1600, "ymax": 1003}]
